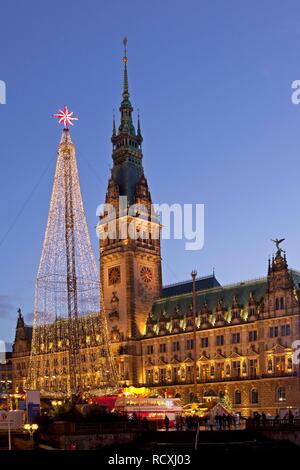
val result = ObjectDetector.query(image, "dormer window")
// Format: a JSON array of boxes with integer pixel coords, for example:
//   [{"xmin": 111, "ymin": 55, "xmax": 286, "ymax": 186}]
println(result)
[{"xmin": 275, "ymin": 297, "xmax": 284, "ymax": 310}]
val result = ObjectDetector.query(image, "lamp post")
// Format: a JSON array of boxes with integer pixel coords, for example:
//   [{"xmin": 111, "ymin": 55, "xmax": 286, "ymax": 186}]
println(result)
[
  {"xmin": 7, "ymin": 410, "xmax": 11, "ymax": 451},
  {"xmin": 191, "ymin": 270, "xmax": 197, "ymax": 401},
  {"xmin": 24, "ymin": 423, "xmax": 39, "ymax": 441}
]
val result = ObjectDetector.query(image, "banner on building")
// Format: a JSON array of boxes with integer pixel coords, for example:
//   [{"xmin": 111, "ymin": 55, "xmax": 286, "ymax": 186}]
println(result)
[{"xmin": 26, "ymin": 390, "xmax": 40, "ymax": 424}]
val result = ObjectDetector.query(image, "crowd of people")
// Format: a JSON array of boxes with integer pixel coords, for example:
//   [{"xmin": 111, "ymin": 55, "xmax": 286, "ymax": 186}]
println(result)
[
  {"xmin": 139, "ymin": 413, "xmax": 242, "ymax": 431},
  {"xmin": 251, "ymin": 409, "xmax": 296, "ymax": 427},
  {"xmin": 131, "ymin": 409, "xmax": 298, "ymax": 432}
]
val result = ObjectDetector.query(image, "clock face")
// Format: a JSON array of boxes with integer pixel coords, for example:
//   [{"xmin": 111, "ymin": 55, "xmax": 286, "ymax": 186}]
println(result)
[
  {"xmin": 140, "ymin": 266, "xmax": 153, "ymax": 283},
  {"xmin": 108, "ymin": 266, "xmax": 121, "ymax": 285}
]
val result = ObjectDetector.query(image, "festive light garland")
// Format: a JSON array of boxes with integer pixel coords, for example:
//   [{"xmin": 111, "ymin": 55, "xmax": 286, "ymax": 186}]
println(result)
[{"xmin": 28, "ymin": 124, "xmax": 119, "ymax": 396}]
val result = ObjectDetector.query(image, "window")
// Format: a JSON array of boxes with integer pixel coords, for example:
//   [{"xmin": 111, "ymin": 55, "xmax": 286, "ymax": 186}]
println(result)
[
  {"xmin": 159, "ymin": 343, "xmax": 167, "ymax": 353},
  {"xmin": 277, "ymin": 387, "xmax": 286, "ymax": 402},
  {"xmin": 172, "ymin": 367, "xmax": 180, "ymax": 383},
  {"xmin": 147, "ymin": 345, "xmax": 153, "ymax": 355},
  {"xmin": 232, "ymin": 310, "xmax": 240, "ymax": 320},
  {"xmin": 146, "ymin": 369, "xmax": 153, "ymax": 384},
  {"xmin": 251, "ymin": 389, "xmax": 258, "ymax": 404},
  {"xmin": 172, "ymin": 341, "xmax": 180, "ymax": 352},
  {"xmin": 201, "ymin": 337, "xmax": 209, "ymax": 348},
  {"xmin": 249, "ymin": 330, "xmax": 257, "ymax": 342},
  {"xmin": 186, "ymin": 366, "xmax": 194, "ymax": 382},
  {"xmin": 232, "ymin": 361, "xmax": 241, "ymax": 378},
  {"xmin": 201, "ymin": 364, "xmax": 209, "ymax": 380},
  {"xmin": 159, "ymin": 368, "xmax": 166, "ymax": 383},
  {"xmin": 269, "ymin": 326, "xmax": 279, "ymax": 338},
  {"xmin": 186, "ymin": 339, "xmax": 194, "ymax": 350},
  {"xmin": 216, "ymin": 335, "xmax": 224, "ymax": 346},
  {"xmin": 287, "ymin": 357, "xmax": 293, "ymax": 370},
  {"xmin": 232, "ymin": 332, "xmax": 240, "ymax": 344},
  {"xmin": 275, "ymin": 356, "xmax": 285, "ymax": 373},
  {"xmin": 216, "ymin": 362, "xmax": 224, "ymax": 379},
  {"xmin": 267, "ymin": 359, "xmax": 273, "ymax": 372},
  {"xmin": 281, "ymin": 324, "xmax": 291, "ymax": 336},
  {"xmin": 275, "ymin": 297, "xmax": 284, "ymax": 310},
  {"xmin": 249, "ymin": 359, "xmax": 257, "ymax": 377},
  {"xmin": 234, "ymin": 390, "xmax": 241, "ymax": 405},
  {"xmin": 249, "ymin": 307, "xmax": 256, "ymax": 317}
]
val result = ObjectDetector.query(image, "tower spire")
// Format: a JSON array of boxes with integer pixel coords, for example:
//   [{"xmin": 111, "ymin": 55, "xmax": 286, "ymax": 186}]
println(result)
[
  {"xmin": 110, "ymin": 39, "xmax": 144, "ymax": 204},
  {"xmin": 123, "ymin": 36, "xmax": 129, "ymax": 99},
  {"xmin": 118, "ymin": 37, "xmax": 135, "ymax": 135}
]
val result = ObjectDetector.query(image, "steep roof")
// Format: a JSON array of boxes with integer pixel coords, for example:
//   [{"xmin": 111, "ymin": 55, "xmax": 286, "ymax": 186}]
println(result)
[
  {"xmin": 150, "ymin": 269, "xmax": 300, "ymax": 320},
  {"xmin": 162, "ymin": 274, "xmax": 220, "ymax": 298}
]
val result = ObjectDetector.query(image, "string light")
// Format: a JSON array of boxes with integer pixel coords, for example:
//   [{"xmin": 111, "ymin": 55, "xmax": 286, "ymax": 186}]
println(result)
[{"xmin": 28, "ymin": 123, "xmax": 119, "ymax": 397}]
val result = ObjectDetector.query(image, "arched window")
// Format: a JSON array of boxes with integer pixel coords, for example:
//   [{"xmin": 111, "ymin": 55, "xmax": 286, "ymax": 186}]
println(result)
[
  {"xmin": 251, "ymin": 388, "xmax": 258, "ymax": 404},
  {"xmin": 277, "ymin": 387, "xmax": 286, "ymax": 402},
  {"xmin": 234, "ymin": 390, "xmax": 241, "ymax": 405}
]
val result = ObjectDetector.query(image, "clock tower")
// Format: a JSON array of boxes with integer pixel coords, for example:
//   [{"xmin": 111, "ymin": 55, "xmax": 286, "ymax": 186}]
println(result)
[{"xmin": 97, "ymin": 39, "xmax": 162, "ymax": 385}]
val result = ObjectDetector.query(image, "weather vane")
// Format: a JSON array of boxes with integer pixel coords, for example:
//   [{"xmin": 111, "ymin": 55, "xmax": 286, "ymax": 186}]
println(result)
[{"xmin": 53, "ymin": 105, "xmax": 78, "ymax": 128}]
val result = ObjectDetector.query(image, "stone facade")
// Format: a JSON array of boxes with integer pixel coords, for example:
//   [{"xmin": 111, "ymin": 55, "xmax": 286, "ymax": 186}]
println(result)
[{"xmin": 141, "ymin": 254, "xmax": 300, "ymax": 416}]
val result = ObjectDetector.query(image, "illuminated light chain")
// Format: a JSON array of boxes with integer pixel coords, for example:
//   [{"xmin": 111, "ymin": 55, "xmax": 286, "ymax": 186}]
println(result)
[{"xmin": 28, "ymin": 129, "xmax": 119, "ymax": 396}]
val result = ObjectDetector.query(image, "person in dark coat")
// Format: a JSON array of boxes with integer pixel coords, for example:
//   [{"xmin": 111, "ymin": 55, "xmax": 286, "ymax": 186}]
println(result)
[{"xmin": 164, "ymin": 415, "xmax": 170, "ymax": 431}]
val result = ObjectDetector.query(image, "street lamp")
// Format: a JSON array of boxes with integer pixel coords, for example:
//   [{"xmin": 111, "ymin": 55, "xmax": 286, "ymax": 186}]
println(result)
[{"xmin": 23, "ymin": 423, "xmax": 39, "ymax": 441}]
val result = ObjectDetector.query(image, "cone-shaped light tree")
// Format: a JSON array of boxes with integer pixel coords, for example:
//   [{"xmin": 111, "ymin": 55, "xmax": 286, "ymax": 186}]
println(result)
[{"xmin": 28, "ymin": 107, "xmax": 119, "ymax": 396}]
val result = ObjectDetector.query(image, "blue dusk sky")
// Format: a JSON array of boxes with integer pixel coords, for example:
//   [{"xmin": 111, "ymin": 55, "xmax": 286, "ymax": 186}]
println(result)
[{"xmin": 0, "ymin": 0, "xmax": 300, "ymax": 342}]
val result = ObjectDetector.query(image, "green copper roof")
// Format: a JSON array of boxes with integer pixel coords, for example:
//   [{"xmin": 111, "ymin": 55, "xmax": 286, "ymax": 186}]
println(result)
[{"xmin": 150, "ymin": 269, "xmax": 300, "ymax": 320}]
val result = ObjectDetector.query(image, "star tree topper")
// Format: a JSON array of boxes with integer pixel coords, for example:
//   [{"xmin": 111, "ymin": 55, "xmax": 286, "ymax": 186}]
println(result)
[{"xmin": 53, "ymin": 105, "xmax": 78, "ymax": 128}]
